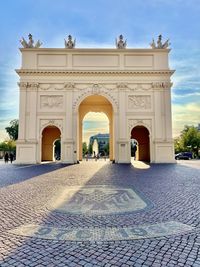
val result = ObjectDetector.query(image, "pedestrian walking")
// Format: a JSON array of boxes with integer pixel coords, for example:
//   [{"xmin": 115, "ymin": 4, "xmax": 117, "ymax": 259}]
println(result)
[
  {"xmin": 10, "ymin": 153, "xmax": 14, "ymax": 163},
  {"xmin": 4, "ymin": 152, "xmax": 9, "ymax": 163}
]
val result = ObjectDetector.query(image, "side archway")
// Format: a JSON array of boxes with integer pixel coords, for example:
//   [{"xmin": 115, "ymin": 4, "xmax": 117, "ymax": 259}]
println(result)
[
  {"xmin": 131, "ymin": 126, "xmax": 150, "ymax": 162},
  {"xmin": 41, "ymin": 126, "xmax": 61, "ymax": 161}
]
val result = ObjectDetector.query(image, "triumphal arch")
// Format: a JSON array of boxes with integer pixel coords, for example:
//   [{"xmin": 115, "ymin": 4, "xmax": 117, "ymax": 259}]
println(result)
[{"xmin": 16, "ymin": 34, "xmax": 175, "ymax": 164}]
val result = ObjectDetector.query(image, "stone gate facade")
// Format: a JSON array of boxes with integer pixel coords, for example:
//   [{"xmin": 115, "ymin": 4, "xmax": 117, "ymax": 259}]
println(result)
[{"xmin": 16, "ymin": 35, "xmax": 175, "ymax": 164}]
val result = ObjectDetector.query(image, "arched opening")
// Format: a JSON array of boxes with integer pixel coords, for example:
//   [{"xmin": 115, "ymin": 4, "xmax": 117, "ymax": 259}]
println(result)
[
  {"xmin": 131, "ymin": 126, "xmax": 150, "ymax": 162},
  {"xmin": 83, "ymin": 112, "xmax": 109, "ymax": 159},
  {"xmin": 78, "ymin": 95, "xmax": 114, "ymax": 161},
  {"xmin": 41, "ymin": 126, "xmax": 61, "ymax": 161}
]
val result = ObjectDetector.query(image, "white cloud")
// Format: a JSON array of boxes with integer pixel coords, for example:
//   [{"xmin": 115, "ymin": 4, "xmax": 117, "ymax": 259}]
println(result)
[
  {"xmin": 83, "ymin": 112, "xmax": 109, "ymax": 122},
  {"xmin": 0, "ymin": 130, "xmax": 8, "ymax": 142},
  {"xmin": 172, "ymin": 92, "xmax": 200, "ymax": 100},
  {"xmin": 172, "ymin": 102, "xmax": 200, "ymax": 136}
]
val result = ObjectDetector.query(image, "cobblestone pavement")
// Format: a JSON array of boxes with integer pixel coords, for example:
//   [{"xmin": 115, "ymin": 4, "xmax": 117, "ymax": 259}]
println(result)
[{"xmin": 0, "ymin": 160, "xmax": 200, "ymax": 266}]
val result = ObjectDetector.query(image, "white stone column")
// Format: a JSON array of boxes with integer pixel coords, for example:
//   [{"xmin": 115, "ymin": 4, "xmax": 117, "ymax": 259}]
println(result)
[
  {"xmin": 61, "ymin": 86, "xmax": 76, "ymax": 163},
  {"xmin": 28, "ymin": 83, "xmax": 38, "ymax": 140},
  {"xmin": 73, "ymin": 111, "xmax": 78, "ymax": 163},
  {"xmin": 119, "ymin": 90, "xmax": 126, "ymax": 139},
  {"xmin": 153, "ymin": 82, "xmax": 175, "ymax": 163},
  {"xmin": 17, "ymin": 82, "xmax": 27, "ymax": 141},
  {"xmin": 154, "ymin": 89, "xmax": 164, "ymax": 140},
  {"xmin": 117, "ymin": 88, "xmax": 130, "ymax": 163},
  {"xmin": 65, "ymin": 90, "xmax": 73, "ymax": 139},
  {"xmin": 164, "ymin": 84, "xmax": 173, "ymax": 140}
]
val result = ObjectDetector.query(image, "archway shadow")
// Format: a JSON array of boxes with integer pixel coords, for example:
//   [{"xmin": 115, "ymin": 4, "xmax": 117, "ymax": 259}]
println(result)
[
  {"xmin": 1, "ymin": 161, "xmax": 200, "ymax": 265},
  {"xmin": 0, "ymin": 162, "xmax": 70, "ymax": 189}
]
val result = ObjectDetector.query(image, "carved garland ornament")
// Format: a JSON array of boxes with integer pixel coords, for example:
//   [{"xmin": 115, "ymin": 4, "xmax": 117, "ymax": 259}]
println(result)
[
  {"xmin": 64, "ymin": 82, "xmax": 75, "ymax": 89},
  {"xmin": 116, "ymin": 83, "xmax": 129, "ymax": 89},
  {"xmin": 116, "ymin": 83, "xmax": 153, "ymax": 91}
]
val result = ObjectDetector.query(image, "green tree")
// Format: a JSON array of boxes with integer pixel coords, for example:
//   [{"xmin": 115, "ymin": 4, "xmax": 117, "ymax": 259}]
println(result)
[
  {"xmin": 180, "ymin": 125, "xmax": 200, "ymax": 158},
  {"xmin": 82, "ymin": 142, "xmax": 88, "ymax": 156},
  {"xmin": 174, "ymin": 137, "xmax": 184, "ymax": 154},
  {"xmin": 0, "ymin": 140, "xmax": 16, "ymax": 153},
  {"xmin": 104, "ymin": 142, "xmax": 109, "ymax": 156},
  {"xmin": 88, "ymin": 143, "xmax": 93, "ymax": 155},
  {"xmin": 5, "ymin": 119, "xmax": 19, "ymax": 140}
]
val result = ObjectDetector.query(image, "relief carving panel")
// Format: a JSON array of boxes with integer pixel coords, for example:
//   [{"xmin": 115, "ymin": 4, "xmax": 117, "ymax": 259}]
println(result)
[
  {"xmin": 40, "ymin": 95, "xmax": 63, "ymax": 109},
  {"xmin": 128, "ymin": 95, "xmax": 151, "ymax": 110}
]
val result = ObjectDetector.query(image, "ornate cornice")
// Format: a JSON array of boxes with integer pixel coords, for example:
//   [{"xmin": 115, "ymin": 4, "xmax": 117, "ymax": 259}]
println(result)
[{"xmin": 16, "ymin": 69, "xmax": 174, "ymax": 76}]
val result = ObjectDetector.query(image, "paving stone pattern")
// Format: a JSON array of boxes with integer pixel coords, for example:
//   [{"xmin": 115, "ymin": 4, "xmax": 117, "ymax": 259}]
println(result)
[{"xmin": 0, "ymin": 161, "xmax": 200, "ymax": 266}]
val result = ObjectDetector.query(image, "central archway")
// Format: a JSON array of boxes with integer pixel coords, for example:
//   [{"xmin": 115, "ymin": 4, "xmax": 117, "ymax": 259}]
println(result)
[{"xmin": 78, "ymin": 95, "xmax": 114, "ymax": 161}]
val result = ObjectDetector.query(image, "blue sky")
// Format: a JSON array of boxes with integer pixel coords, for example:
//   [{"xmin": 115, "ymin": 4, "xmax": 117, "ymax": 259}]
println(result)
[{"xmin": 0, "ymin": 0, "xmax": 200, "ymax": 141}]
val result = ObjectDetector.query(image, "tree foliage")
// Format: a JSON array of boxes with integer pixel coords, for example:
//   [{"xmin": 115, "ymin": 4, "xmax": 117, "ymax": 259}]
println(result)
[
  {"xmin": 5, "ymin": 119, "xmax": 19, "ymax": 140},
  {"xmin": 0, "ymin": 140, "xmax": 16, "ymax": 153},
  {"xmin": 88, "ymin": 143, "xmax": 93, "ymax": 155},
  {"xmin": 174, "ymin": 125, "xmax": 200, "ymax": 158},
  {"xmin": 103, "ymin": 142, "xmax": 109, "ymax": 156},
  {"xmin": 82, "ymin": 142, "xmax": 88, "ymax": 156}
]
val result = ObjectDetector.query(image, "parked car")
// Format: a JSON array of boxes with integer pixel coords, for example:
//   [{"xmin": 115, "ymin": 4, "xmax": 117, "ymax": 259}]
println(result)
[{"xmin": 175, "ymin": 152, "xmax": 193, "ymax": 160}]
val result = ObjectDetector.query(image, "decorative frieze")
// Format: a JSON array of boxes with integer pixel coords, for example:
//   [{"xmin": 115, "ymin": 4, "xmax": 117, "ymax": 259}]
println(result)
[
  {"xmin": 40, "ymin": 95, "xmax": 63, "ymax": 109},
  {"xmin": 128, "ymin": 95, "xmax": 151, "ymax": 110},
  {"xmin": 131, "ymin": 84, "xmax": 152, "ymax": 91},
  {"xmin": 16, "ymin": 69, "xmax": 174, "ymax": 76},
  {"xmin": 39, "ymin": 84, "xmax": 64, "ymax": 91}
]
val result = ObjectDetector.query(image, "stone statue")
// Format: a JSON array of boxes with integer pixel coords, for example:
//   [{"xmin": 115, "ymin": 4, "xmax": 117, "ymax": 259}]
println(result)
[
  {"xmin": 150, "ymin": 34, "xmax": 170, "ymax": 49},
  {"xmin": 20, "ymin": 34, "xmax": 42, "ymax": 48},
  {"xmin": 116, "ymin": 34, "xmax": 127, "ymax": 49},
  {"xmin": 150, "ymin": 38, "xmax": 156, "ymax": 49},
  {"xmin": 64, "ymin": 35, "xmax": 76, "ymax": 48}
]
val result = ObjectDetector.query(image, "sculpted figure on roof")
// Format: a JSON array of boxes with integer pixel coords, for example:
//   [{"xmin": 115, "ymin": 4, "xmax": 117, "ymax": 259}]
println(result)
[
  {"xmin": 65, "ymin": 35, "xmax": 76, "ymax": 48},
  {"xmin": 20, "ymin": 34, "xmax": 42, "ymax": 48},
  {"xmin": 116, "ymin": 34, "xmax": 127, "ymax": 49},
  {"xmin": 150, "ymin": 34, "xmax": 170, "ymax": 49}
]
